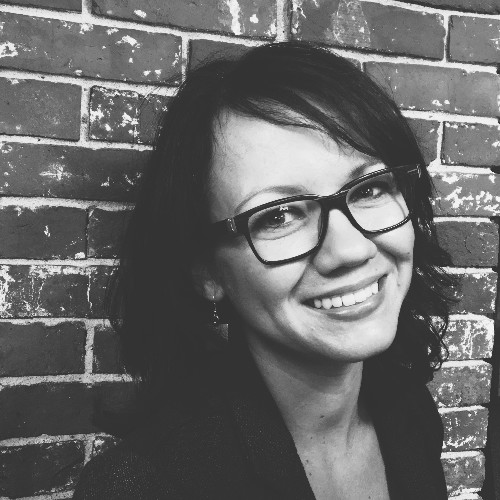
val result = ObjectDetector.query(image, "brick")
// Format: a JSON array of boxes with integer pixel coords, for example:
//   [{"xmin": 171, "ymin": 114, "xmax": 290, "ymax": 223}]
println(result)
[
  {"xmin": 411, "ymin": 0, "xmax": 500, "ymax": 14},
  {"xmin": 435, "ymin": 219, "xmax": 499, "ymax": 267},
  {"xmin": 0, "ymin": 321, "xmax": 86, "ymax": 376},
  {"xmin": 443, "ymin": 123, "xmax": 500, "ymax": 167},
  {"xmin": 0, "ymin": 13, "xmax": 181, "ymax": 84},
  {"xmin": 88, "ymin": 266, "xmax": 115, "ymax": 318},
  {"xmin": 441, "ymin": 407, "xmax": 488, "ymax": 451},
  {"xmin": 88, "ymin": 208, "xmax": 131, "ymax": 258},
  {"xmin": 431, "ymin": 172, "xmax": 500, "ymax": 217},
  {"xmin": 89, "ymin": 87, "xmax": 170, "ymax": 144},
  {"xmin": 366, "ymin": 63, "xmax": 500, "ymax": 117},
  {"xmin": 0, "ymin": 265, "xmax": 90, "ymax": 318},
  {"xmin": 1, "ymin": 0, "xmax": 81, "ymax": 10},
  {"xmin": 0, "ymin": 381, "xmax": 135, "ymax": 439},
  {"xmin": 292, "ymin": 2, "xmax": 444, "ymax": 59},
  {"xmin": 442, "ymin": 451, "xmax": 485, "ymax": 497},
  {"xmin": 189, "ymin": 39, "xmax": 251, "ymax": 71},
  {"xmin": 0, "ymin": 78, "xmax": 80, "ymax": 140},
  {"xmin": 0, "ymin": 265, "xmax": 117, "ymax": 319},
  {"xmin": 93, "ymin": 323, "xmax": 125, "ymax": 374},
  {"xmin": 0, "ymin": 206, "xmax": 86, "ymax": 259},
  {"xmin": 0, "ymin": 441, "xmax": 84, "ymax": 497},
  {"xmin": 451, "ymin": 271, "xmax": 497, "ymax": 315},
  {"xmin": 92, "ymin": 0, "xmax": 276, "ymax": 38},
  {"xmin": 91, "ymin": 434, "xmax": 120, "ymax": 458},
  {"xmin": 407, "ymin": 119, "xmax": 439, "ymax": 165},
  {"xmin": 449, "ymin": 16, "xmax": 500, "ymax": 64},
  {"xmin": 428, "ymin": 361, "xmax": 492, "ymax": 407},
  {"xmin": 445, "ymin": 316, "xmax": 494, "ymax": 361},
  {"xmin": 0, "ymin": 143, "xmax": 147, "ymax": 201}
]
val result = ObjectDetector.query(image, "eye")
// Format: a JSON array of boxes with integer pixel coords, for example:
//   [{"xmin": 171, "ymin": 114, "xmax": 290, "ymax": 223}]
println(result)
[
  {"xmin": 349, "ymin": 175, "xmax": 397, "ymax": 205},
  {"xmin": 252, "ymin": 205, "xmax": 303, "ymax": 230},
  {"xmin": 248, "ymin": 201, "xmax": 312, "ymax": 240}
]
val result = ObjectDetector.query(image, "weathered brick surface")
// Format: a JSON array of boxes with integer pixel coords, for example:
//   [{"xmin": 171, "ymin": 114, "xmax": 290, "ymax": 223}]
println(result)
[
  {"xmin": 441, "ymin": 407, "xmax": 488, "ymax": 451},
  {"xmin": 0, "ymin": 143, "xmax": 146, "ymax": 201},
  {"xmin": 1, "ymin": 0, "xmax": 81, "ymax": 10},
  {"xmin": 0, "ymin": 78, "xmax": 80, "ymax": 140},
  {"xmin": 366, "ymin": 63, "xmax": 500, "ymax": 117},
  {"xmin": 292, "ymin": 1, "xmax": 444, "ymax": 59},
  {"xmin": 0, "ymin": 265, "xmax": 115, "ymax": 318},
  {"xmin": 0, "ymin": 321, "xmax": 86, "ymax": 376},
  {"xmin": 435, "ymin": 219, "xmax": 499, "ymax": 267},
  {"xmin": 450, "ymin": 271, "xmax": 497, "ymax": 315},
  {"xmin": 89, "ymin": 87, "xmax": 170, "ymax": 144},
  {"xmin": 0, "ymin": 381, "xmax": 135, "ymax": 439},
  {"xmin": 92, "ymin": 0, "xmax": 277, "ymax": 38},
  {"xmin": 442, "ymin": 451, "xmax": 485, "ymax": 497},
  {"xmin": 91, "ymin": 434, "xmax": 120, "ymax": 458},
  {"xmin": 189, "ymin": 39, "xmax": 251, "ymax": 70},
  {"xmin": 443, "ymin": 122, "xmax": 500, "ymax": 167},
  {"xmin": 411, "ymin": 0, "xmax": 500, "ymax": 14},
  {"xmin": 0, "ymin": 13, "xmax": 181, "ymax": 83},
  {"xmin": 93, "ymin": 323, "xmax": 125, "ymax": 373},
  {"xmin": 449, "ymin": 16, "xmax": 500, "ymax": 65},
  {"xmin": 431, "ymin": 172, "xmax": 500, "ymax": 217},
  {"xmin": 0, "ymin": 266, "xmax": 90, "ymax": 318},
  {"xmin": 88, "ymin": 266, "xmax": 115, "ymax": 318},
  {"xmin": 428, "ymin": 361, "xmax": 492, "ymax": 407},
  {"xmin": 407, "ymin": 118, "xmax": 439, "ymax": 166},
  {"xmin": 88, "ymin": 208, "xmax": 131, "ymax": 258},
  {"xmin": 445, "ymin": 316, "xmax": 494, "ymax": 361},
  {"xmin": 0, "ymin": 441, "xmax": 84, "ymax": 497},
  {"xmin": 0, "ymin": 206, "xmax": 86, "ymax": 259}
]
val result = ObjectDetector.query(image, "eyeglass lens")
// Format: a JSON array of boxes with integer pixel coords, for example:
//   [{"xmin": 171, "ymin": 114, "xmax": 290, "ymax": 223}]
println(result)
[{"xmin": 247, "ymin": 170, "xmax": 412, "ymax": 262}]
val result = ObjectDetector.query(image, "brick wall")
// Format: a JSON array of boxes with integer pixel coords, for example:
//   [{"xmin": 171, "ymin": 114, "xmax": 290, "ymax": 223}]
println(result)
[{"xmin": 0, "ymin": 0, "xmax": 498, "ymax": 498}]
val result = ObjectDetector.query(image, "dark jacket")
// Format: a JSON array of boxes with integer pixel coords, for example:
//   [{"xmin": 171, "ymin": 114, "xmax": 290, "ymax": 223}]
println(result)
[{"xmin": 73, "ymin": 335, "xmax": 447, "ymax": 500}]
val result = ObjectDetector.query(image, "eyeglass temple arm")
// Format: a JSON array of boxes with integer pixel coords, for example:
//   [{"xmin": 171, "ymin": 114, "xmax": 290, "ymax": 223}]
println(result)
[{"xmin": 211, "ymin": 217, "xmax": 240, "ymax": 239}]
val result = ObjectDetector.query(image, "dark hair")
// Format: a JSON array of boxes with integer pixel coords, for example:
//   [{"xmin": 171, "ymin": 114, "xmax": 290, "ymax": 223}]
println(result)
[{"xmin": 108, "ymin": 41, "xmax": 456, "ymax": 419}]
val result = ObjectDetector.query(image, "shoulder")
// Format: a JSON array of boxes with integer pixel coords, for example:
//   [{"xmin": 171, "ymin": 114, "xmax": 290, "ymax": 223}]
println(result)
[
  {"xmin": 73, "ymin": 394, "xmax": 237, "ymax": 499},
  {"xmin": 73, "ymin": 442, "xmax": 180, "ymax": 500}
]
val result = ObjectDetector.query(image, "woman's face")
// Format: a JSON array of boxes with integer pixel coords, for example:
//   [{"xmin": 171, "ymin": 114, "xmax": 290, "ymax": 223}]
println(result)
[{"xmin": 205, "ymin": 112, "xmax": 414, "ymax": 368}]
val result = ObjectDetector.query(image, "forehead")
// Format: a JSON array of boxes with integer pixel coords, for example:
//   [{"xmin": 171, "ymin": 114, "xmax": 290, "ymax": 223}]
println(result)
[{"xmin": 208, "ymin": 112, "xmax": 375, "ymax": 219}]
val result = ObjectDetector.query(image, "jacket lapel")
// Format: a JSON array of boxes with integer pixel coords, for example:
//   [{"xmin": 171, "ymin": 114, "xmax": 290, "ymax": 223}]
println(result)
[{"xmin": 227, "ymin": 334, "xmax": 316, "ymax": 499}]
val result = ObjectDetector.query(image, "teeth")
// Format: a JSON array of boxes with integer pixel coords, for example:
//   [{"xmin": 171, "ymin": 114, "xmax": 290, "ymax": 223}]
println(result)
[
  {"xmin": 321, "ymin": 298, "xmax": 332, "ymax": 309},
  {"xmin": 331, "ymin": 296, "xmax": 342, "ymax": 308},
  {"xmin": 312, "ymin": 280, "xmax": 380, "ymax": 310},
  {"xmin": 342, "ymin": 293, "xmax": 356, "ymax": 306}
]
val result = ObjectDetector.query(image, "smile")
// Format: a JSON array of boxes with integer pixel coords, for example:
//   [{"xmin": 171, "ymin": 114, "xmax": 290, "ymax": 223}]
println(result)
[{"xmin": 312, "ymin": 281, "xmax": 379, "ymax": 310}]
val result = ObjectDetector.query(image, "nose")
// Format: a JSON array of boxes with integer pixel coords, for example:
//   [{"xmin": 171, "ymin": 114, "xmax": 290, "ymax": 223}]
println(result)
[{"xmin": 311, "ymin": 209, "xmax": 377, "ymax": 274}]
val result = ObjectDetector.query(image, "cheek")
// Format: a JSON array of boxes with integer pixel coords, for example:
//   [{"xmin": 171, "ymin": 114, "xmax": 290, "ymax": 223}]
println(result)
[{"xmin": 213, "ymin": 246, "xmax": 302, "ymax": 313}]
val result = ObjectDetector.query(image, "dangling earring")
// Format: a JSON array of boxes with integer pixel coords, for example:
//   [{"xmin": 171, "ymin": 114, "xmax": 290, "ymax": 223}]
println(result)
[
  {"xmin": 211, "ymin": 294, "xmax": 220, "ymax": 329},
  {"xmin": 209, "ymin": 293, "xmax": 228, "ymax": 340}
]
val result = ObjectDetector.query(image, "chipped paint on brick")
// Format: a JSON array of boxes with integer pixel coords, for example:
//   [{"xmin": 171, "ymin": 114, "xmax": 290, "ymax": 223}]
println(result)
[
  {"xmin": 0, "ymin": 42, "xmax": 19, "ymax": 58},
  {"xmin": 39, "ymin": 162, "xmax": 73, "ymax": 182},
  {"xmin": 326, "ymin": 0, "xmax": 371, "ymax": 48},
  {"xmin": 446, "ymin": 316, "xmax": 494, "ymax": 361},
  {"xmin": 0, "ymin": 266, "xmax": 14, "ymax": 316},
  {"xmin": 226, "ymin": 0, "xmax": 243, "ymax": 35}
]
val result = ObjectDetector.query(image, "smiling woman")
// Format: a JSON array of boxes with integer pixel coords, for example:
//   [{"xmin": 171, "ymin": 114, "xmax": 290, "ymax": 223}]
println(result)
[{"xmin": 73, "ymin": 42, "xmax": 456, "ymax": 499}]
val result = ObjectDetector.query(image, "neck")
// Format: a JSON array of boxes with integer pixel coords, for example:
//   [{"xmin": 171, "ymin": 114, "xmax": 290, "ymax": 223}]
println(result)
[{"xmin": 247, "ymin": 339, "xmax": 365, "ymax": 449}]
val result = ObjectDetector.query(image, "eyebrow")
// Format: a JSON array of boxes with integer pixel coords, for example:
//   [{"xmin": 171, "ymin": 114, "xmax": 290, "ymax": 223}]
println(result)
[{"xmin": 234, "ymin": 159, "xmax": 385, "ymax": 214}]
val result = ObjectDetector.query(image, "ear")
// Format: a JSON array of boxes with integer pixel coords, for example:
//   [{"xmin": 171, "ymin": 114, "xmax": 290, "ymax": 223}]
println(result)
[{"xmin": 191, "ymin": 260, "xmax": 225, "ymax": 302}]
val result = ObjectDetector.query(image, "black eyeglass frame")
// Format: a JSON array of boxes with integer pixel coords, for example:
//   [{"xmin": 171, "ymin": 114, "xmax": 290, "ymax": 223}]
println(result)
[{"xmin": 211, "ymin": 164, "xmax": 422, "ymax": 265}]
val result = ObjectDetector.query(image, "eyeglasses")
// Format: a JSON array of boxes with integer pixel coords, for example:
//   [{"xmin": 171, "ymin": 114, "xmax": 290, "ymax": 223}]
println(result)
[{"xmin": 211, "ymin": 164, "xmax": 421, "ymax": 265}]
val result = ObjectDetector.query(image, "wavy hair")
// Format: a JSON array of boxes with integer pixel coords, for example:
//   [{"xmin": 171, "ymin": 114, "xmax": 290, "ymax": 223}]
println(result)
[{"xmin": 108, "ymin": 42, "xmax": 457, "ymax": 426}]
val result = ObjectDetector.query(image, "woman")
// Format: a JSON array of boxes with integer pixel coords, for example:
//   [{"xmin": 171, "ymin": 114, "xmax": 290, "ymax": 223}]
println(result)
[{"xmin": 74, "ymin": 42, "xmax": 454, "ymax": 499}]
